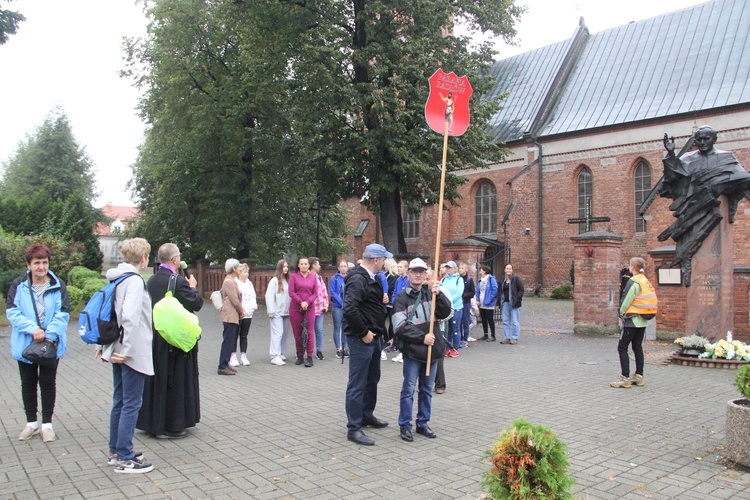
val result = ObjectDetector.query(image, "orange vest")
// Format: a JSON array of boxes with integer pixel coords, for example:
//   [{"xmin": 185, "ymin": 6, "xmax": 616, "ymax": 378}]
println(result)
[{"xmin": 625, "ymin": 274, "xmax": 657, "ymax": 316}]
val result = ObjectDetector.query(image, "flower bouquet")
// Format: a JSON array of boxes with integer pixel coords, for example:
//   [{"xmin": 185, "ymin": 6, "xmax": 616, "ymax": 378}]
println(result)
[
  {"xmin": 674, "ymin": 334, "xmax": 708, "ymax": 355},
  {"xmin": 698, "ymin": 332, "xmax": 750, "ymax": 361}
]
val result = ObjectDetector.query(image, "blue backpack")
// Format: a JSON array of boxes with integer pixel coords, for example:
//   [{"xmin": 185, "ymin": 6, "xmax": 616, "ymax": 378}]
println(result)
[{"xmin": 77, "ymin": 273, "xmax": 140, "ymax": 345}]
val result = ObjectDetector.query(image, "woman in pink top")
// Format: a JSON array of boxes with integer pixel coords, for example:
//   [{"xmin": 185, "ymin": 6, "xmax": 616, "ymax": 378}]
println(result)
[
  {"xmin": 288, "ymin": 256, "xmax": 318, "ymax": 367},
  {"xmin": 309, "ymin": 257, "xmax": 330, "ymax": 361}
]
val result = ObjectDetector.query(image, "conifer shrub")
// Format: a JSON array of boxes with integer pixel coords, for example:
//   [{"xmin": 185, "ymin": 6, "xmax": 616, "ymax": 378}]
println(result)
[
  {"xmin": 735, "ymin": 365, "xmax": 750, "ymax": 400},
  {"xmin": 550, "ymin": 285, "xmax": 573, "ymax": 300},
  {"xmin": 483, "ymin": 417, "xmax": 574, "ymax": 499}
]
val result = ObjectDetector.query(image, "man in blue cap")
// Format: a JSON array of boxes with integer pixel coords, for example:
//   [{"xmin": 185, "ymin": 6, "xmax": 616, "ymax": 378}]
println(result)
[{"xmin": 344, "ymin": 243, "xmax": 392, "ymax": 445}]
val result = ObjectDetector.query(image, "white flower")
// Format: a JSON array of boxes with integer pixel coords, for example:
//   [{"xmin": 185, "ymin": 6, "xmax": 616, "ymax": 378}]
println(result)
[
  {"xmin": 727, "ymin": 331, "xmax": 733, "ymax": 343},
  {"xmin": 698, "ymin": 352, "xmax": 710, "ymax": 359},
  {"xmin": 726, "ymin": 349, "xmax": 736, "ymax": 360}
]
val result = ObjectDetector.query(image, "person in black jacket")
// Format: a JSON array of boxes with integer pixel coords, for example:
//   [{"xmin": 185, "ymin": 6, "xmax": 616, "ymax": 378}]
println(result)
[
  {"xmin": 497, "ymin": 264, "xmax": 524, "ymax": 344},
  {"xmin": 392, "ymin": 258, "xmax": 452, "ymax": 442},
  {"xmin": 458, "ymin": 262, "xmax": 476, "ymax": 345},
  {"xmin": 343, "ymin": 244, "xmax": 392, "ymax": 446},
  {"xmin": 136, "ymin": 243, "xmax": 204, "ymax": 439}
]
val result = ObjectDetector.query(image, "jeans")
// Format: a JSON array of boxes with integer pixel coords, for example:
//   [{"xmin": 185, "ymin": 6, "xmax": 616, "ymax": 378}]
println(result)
[
  {"xmin": 618, "ymin": 326, "xmax": 645, "ymax": 377},
  {"xmin": 398, "ymin": 355, "xmax": 437, "ymax": 429},
  {"xmin": 449, "ymin": 309, "xmax": 463, "ymax": 349},
  {"xmin": 109, "ymin": 363, "xmax": 146, "ymax": 460},
  {"xmin": 460, "ymin": 303, "xmax": 472, "ymax": 341},
  {"xmin": 219, "ymin": 322, "xmax": 238, "ymax": 369},
  {"xmin": 331, "ymin": 307, "xmax": 348, "ymax": 350},
  {"xmin": 479, "ymin": 308, "xmax": 496, "ymax": 338},
  {"xmin": 269, "ymin": 315, "xmax": 291, "ymax": 359},
  {"xmin": 501, "ymin": 302, "xmax": 521, "ymax": 339},
  {"xmin": 235, "ymin": 318, "xmax": 252, "ymax": 353},
  {"xmin": 18, "ymin": 359, "xmax": 59, "ymax": 423},
  {"xmin": 345, "ymin": 336, "xmax": 382, "ymax": 432},
  {"xmin": 314, "ymin": 314, "xmax": 324, "ymax": 353}
]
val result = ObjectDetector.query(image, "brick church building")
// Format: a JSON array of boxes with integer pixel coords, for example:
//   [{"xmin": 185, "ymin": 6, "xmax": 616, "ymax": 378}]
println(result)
[{"xmin": 343, "ymin": 0, "xmax": 750, "ymax": 334}]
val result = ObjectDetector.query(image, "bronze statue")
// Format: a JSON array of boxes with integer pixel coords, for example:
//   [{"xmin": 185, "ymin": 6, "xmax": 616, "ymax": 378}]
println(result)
[{"xmin": 658, "ymin": 126, "xmax": 750, "ymax": 286}]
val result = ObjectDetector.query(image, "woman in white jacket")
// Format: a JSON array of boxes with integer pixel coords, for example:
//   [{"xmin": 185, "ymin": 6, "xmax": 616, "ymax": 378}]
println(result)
[
  {"xmin": 230, "ymin": 263, "xmax": 258, "ymax": 367},
  {"xmin": 265, "ymin": 259, "xmax": 291, "ymax": 366},
  {"xmin": 98, "ymin": 238, "xmax": 154, "ymax": 474}
]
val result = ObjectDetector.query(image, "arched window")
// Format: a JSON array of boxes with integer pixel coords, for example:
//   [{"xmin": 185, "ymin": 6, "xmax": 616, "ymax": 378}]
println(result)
[
  {"xmin": 474, "ymin": 181, "xmax": 497, "ymax": 235},
  {"xmin": 402, "ymin": 205, "xmax": 420, "ymax": 239},
  {"xmin": 634, "ymin": 161, "xmax": 652, "ymax": 233},
  {"xmin": 577, "ymin": 167, "xmax": 592, "ymax": 234}
]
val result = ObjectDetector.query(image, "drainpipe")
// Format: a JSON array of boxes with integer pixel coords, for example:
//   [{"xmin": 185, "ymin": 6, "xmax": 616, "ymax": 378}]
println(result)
[{"xmin": 534, "ymin": 137, "xmax": 543, "ymax": 294}]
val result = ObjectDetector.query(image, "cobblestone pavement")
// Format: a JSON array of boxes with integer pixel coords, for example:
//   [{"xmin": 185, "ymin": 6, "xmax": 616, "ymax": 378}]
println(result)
[{"xmin": 1, "ymin": 297, "xmax": 749, "ymax": 499}]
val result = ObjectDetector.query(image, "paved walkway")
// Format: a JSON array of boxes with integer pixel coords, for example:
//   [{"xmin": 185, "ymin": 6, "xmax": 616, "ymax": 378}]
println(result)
[{"xmin": 1, "ymin": 297, "xmax": 748, "ymax": 499}]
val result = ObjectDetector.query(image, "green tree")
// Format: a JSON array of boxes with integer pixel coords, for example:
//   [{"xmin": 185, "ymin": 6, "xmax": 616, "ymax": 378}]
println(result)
[
  {"xmin": 0, "ymin": 0, "xmax": 24, "ymax": 45},
  {"xmin": 1, "ymin": 108, "xmax": 96, "ymax": 203}
]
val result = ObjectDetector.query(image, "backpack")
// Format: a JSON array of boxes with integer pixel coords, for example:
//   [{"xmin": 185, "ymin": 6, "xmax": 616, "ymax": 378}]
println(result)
[
  {"xmin": 210, "ymin": 290, "xmax": 223, "ymax": 309},
  {"xmin": 77, "ymin": 273, "xmax": 140, "ymax": 345}
]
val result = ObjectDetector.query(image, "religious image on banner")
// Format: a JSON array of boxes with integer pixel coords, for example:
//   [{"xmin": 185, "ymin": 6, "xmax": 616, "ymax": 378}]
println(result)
[{"xmin": 424, "ymin": 69, "xmax": 473, "ymax": 137}]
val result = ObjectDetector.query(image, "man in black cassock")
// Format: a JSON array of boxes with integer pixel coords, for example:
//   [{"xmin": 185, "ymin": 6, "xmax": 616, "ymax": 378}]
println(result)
[{"xmin": 137, "ymin": 243, "xmax": 203, "ymax": 439}]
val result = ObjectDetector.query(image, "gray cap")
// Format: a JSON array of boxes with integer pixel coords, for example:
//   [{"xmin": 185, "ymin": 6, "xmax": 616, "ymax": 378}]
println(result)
[{"xmin": 364, "ymin": 243, "xmax": 393, "ymax": 259}]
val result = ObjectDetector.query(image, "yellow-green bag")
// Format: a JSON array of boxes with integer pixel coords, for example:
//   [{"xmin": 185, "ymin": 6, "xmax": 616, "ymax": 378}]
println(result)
[{"xmin": 153, "ymin": 276, "xmax": 201, "ymax": 352}]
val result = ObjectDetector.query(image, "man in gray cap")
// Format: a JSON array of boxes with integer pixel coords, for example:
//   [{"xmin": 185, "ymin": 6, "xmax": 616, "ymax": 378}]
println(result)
[{"xmin": 344, "ymin": 244, "xmax": 393, "ymax": 445}]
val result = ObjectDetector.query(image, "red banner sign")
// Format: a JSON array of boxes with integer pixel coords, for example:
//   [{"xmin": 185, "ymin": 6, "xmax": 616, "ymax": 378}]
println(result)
[{"xmin": 425, "ymin": 69, "xmax": 473, "ymax": 136}]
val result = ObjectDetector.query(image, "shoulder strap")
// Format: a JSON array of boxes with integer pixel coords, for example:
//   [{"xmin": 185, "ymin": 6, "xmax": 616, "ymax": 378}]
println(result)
[{"xmin": 405, "ymin": 289, "xmax": 422, "ymax": 323}]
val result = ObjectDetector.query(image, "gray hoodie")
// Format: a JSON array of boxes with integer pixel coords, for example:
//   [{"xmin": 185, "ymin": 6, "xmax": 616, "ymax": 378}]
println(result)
[{"xmin": 101, "ymin": 263, "xmax": 154, "ymax": 376}]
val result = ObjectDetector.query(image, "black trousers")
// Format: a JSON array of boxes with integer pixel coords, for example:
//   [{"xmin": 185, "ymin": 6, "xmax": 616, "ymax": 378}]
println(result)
[
  {"xmin": 235, "ymin": 318, "xmax": 252, "ymax": 353},
  {"xmin": 18, "ymin": 359, "xmax": 59, "ymax": 423},
  {"xmin": 434, "ymin": 356, "xmax": 446, "ymax": 390},
  {"xmin": 479, "ymin": 308, "xmax": 496, "ymax": 338},
  {"xmin": 617, "ymin": 326, "xmax": 645, "ymax": 377}
]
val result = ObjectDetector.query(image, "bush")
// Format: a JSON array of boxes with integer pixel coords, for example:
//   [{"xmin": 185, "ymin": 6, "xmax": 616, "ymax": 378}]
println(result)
[
  {"xmin": 735, "ymin": 365, "xmax": 750, "ymax": 400},
  {"xmin": 0, "ymin": 268, "xmax": 26, "ymax": 297},
  {"xmin": 81, "ymin": 279, "xmax": 107, "ymax": 304},
  {"xmin": 67, "ymin": 266, "xmax": 102, "ymax": 288},
  {"xmin": 0, "ymin": 228, "xmax": 85, "ymax": 281},
  {"xmin": 66, "ymin": 285, "xmax": 84, "ymax": 310},
  {"xmin": 550, "ymin": 284, "xmax": 573, "ymax": 300},
  {"xmin": 483, "ymin": 417, "xmax": 574, "ymax": 499}
]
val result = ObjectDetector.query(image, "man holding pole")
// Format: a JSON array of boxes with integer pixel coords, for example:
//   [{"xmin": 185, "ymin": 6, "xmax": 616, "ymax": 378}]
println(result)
[
  {"xmin": 343, "ymin": 244, "xmax": 392, "ymax": 446},
  {"xmin": 392, "ymin": 258, "xmax": 453, "ymax": 442}
]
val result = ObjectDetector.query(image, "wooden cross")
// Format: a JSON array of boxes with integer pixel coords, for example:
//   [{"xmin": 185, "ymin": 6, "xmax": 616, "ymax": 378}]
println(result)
[{"xmin": 567, "ymin": 197, "xmax": 611, "ymax": 233}]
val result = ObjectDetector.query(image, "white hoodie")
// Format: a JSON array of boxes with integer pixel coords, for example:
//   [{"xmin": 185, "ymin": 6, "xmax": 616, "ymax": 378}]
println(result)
[{"xmin": 102, "ymin": 263, "xmax": 154, "ymax": 376}]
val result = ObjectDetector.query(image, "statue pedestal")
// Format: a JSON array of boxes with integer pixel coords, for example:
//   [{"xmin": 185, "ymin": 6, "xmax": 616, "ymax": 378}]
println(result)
[{"xmin": 686, "ymin": 196, "xmax": 734, "ymax": 341}]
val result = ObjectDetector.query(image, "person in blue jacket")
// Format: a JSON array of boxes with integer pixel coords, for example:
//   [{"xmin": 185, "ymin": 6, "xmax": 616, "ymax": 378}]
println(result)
[
  {"xmin": 329, "ymin": 259, "xmax": 349, "ymax": 358},
  {"xmin": 475, "ymin": 265, "xmax": 498, "ymax": 341},
  {"xmin": 7, "ymin": 243, "xmax": 70, "ymax": 443}
]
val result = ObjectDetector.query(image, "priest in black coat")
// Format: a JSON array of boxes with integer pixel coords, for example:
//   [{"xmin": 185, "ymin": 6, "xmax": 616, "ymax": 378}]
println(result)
[{"xmin": 137, "ymin": 243, "xmax": 204, "ymax": 439}]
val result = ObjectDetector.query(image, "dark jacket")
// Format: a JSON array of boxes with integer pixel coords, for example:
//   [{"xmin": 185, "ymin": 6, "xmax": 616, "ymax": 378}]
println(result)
[
  {"xmin": 497, "ymin": 274, "xmax": 524, "ymax": 309},
  {"xmin": 392, "ymin": 284, "xmax": 452, "ymax": 363},
  {"xmin": 461, "ymin": 274, "xmax": 475, "ymax": 304},
  {"xmin": 343, "ymin": 264, "xmax": 387, "ymax": 339}
]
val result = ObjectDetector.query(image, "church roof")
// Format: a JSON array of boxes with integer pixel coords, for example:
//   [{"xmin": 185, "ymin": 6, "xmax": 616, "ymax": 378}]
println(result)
[{"xmin": 487, "ymin": 0, "xmax": 750, "ymax": 143}]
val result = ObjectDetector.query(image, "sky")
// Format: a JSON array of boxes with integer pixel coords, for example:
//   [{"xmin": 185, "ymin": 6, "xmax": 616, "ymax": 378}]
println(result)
[{"xmin": 0, "ymin": 0, "xmax": 709, "ymax": 208}]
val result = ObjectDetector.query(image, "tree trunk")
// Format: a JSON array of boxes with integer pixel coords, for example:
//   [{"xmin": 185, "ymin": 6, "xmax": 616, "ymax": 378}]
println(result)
[{"xmin": 378, "ymin": 188, "xmax": 407, "ymax": 255}]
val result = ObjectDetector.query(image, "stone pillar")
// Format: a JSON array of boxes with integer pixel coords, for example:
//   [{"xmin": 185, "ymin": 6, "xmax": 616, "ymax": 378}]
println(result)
[
  {"xmin": 571, "ymin": 231, "xmax": 623, "ymax": 335},
  {"xmin": 686, "ymin": 195, "xmax": 734, "ymax": 341}
]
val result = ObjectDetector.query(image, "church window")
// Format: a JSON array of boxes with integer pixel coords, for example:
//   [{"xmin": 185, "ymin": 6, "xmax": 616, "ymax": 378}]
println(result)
[
  {"xmin": 634, "ymin": 161, "xmax": 652, "ymax": 233},
  {"xmin": 577, "ymin": 167, "xmax": 592, "ymax": 234},
  {"xmin": 402, "ymin": 205, "xmax": 420, "ymax": 239},
  {"xmin": 474, "ymin": 181, "xmax": 497, "ymax": 235}
]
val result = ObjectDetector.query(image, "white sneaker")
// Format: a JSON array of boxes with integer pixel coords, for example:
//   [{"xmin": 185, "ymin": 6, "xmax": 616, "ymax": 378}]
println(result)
[
  {"xmin": 392, "ymin": 353, "xmax": 403, "ymax": 363},
  {"xmin": 240, "ymin": 353, "xmax": 250, "ymax": 366},
  {"xmin": 381, "ymin": 349, "xmax": 388, "ymax": 360},
  {"xmin": 229, "ymin": 353, "xmax": 240, "ymax": 367},
  {"xmin": 19, "ymin": 425, "xmax": 39, "ymax": 441},
  {"xmin": 280, "ymin": 355, "xmax": 287, "ymax": 361},
  {"xmin": 270, "ymin": 356, "xmax": 285, "ymax": 366},
  {"xmin": 467, "ymin": 336, "xmax": 477, "ymax": 342}
]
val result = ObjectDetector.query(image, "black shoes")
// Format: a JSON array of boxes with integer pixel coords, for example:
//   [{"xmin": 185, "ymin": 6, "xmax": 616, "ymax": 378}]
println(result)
[
  {"xmin": 295, "ymin": 357, "xmax": 304, "ymax": 365},
  {"xmin": 347, "ymin": 430, "xmax": 375, "ymax": 446},
  {"xmin": 416, "ymin": 425, "xmax": 437, "ymax": 438},
  {"xmin": 487, "ymin": 336, "xmax": 497, "ymax": 342},
  {"xmin": 217, "ymin": 368, "xmax": 235, "ymax": 375},
  {"xmin": 480, "ymin": 335, "xmax": 489, "ymax": 341},
  {"xmin": 362, "ymin": 416, "xmax": 389, "ymax": 428},
  {"xmin": 154, "ymin": 430, "xmax": 188, "ymax": 440},
  {"xmin": 316, "ymin": 351, "xmax": 324, "ymax": 360},
  {"xmin": 400, "ymin": 426, "xmax": 413, "ymax": 442},
  {"xmin": 304, "ymin": 356, "xmax": 313, "ymax": 367}
]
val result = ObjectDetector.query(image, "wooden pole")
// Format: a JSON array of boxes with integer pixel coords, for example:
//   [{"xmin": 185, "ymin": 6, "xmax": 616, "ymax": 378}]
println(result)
[{"xmin": 425, "ymin": 123, "xmax": 450, "ymax": 376}]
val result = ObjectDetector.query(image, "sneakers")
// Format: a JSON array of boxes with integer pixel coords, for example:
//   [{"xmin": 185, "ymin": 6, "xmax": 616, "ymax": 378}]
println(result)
[
  {"xmin": 270, "ymin": 356, "xmax": 285, "ymax": 366},
  {"xmin": 467, "ymin": 336, "xmax": 477, "ymax": 342},
  {"xmin": 114, "ymin": 455, "xmax": 154, "ymax": 474},
  {"xmin": 280, "ymin": 355, "xmax": 287, "ymax": 361},
  {"xmin": 41, "ymin": 427, "xmax": 56, "ymax": 443},
  {"xmin": 107, "ymin": 451, "xmax": 143, "ymax": 466},
  {"xmin": 19, "ymin": 425, "xmax": 39, "ymax": 441},
  {"xmin": 229, "ymin": 353, "xmax": 240, "ymax": 367},
  {"xmin": 336, "ymin": 350, "xmax": 343, "ymax": 359},
  {"xmin": 459, "ymin": 341, "xmax": 469, "ymax": 348},
  {"xmin": 317, "ymin": 351, "xmax": 324, "ymax": 360},
  {"xmin": 343, "ymin": 348, "xmax": 350, "ymax": 357},
  {"xmin": 240, "ymin": 353, "xmax": 250, "ymax": 366},
  {"xmin": 610, "ymin": 375, "xmax": 632, "ymax": 388},
  {"xmin": 381, "ymin": 349, "xmax": 388, "ymax": 360},
  {"xmin": 480, "ymin": 335, "xmax": 489, "ymax": 341},
  {"xmin": 510, "ymin": 339, "xmax": 517, "ymax": 345},
  {"xmin": 445, "ymin": 348, "xmax": 459, "ymax": 358},
  {"xmin": 631, "ymin": 374, "xmax": 645, "ymax": 387},
  {"xmin": 304, "ymin": 356, "xmax": 314, "ymax": 367},
  {"xmin": 501, "ymin": 338, "xmax": 511, "ymax": 344},
  {"xmin": 392, "ymin": 353, "xmax": 403, "ymax": 363}
]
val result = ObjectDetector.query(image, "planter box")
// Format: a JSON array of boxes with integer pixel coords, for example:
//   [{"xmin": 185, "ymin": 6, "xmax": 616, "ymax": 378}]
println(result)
[
  {"xmin": 671, "ymin": 354, "xmax": 748, "ymax": 369},
  {"xmin": 725, "ymin": 398, "xmax": 750, "ymax": 467}
]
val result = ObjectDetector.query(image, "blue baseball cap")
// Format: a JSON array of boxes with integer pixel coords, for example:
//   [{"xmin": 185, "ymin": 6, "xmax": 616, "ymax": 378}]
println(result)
[{"xmin": 364, "ymin": 243, "xmax": 393, "ymax": 259}]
